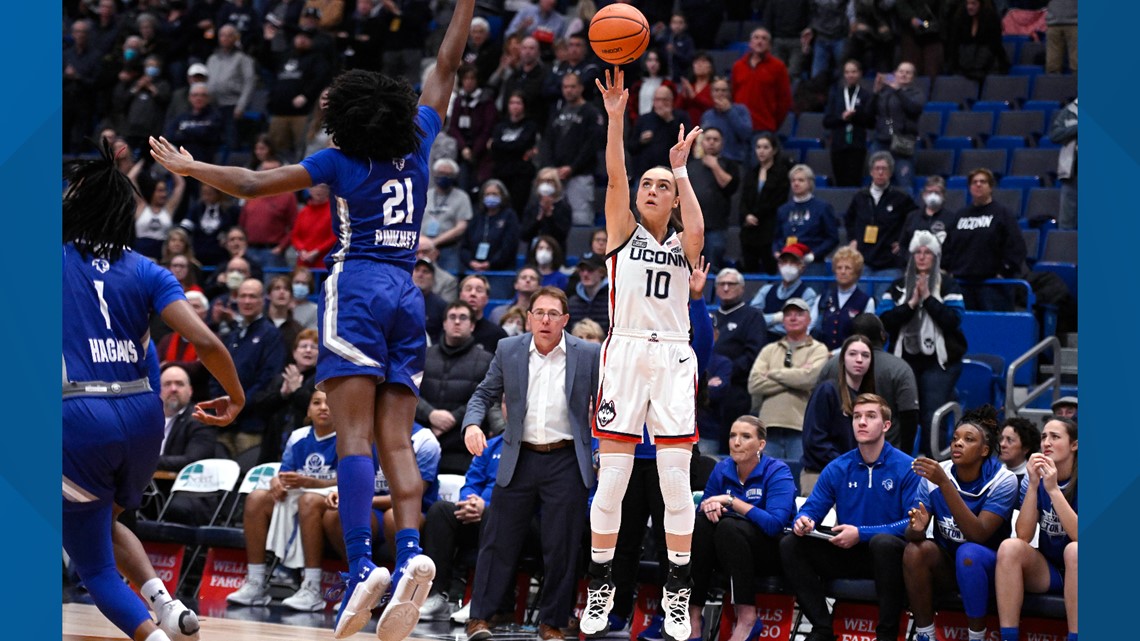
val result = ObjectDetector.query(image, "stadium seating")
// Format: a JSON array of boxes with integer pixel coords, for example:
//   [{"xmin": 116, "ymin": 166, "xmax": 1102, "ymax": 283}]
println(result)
[
  {"xmin": 980, "ymin": 74, "xmax": 1030, "ymax": 105},
  {"xmin": 930, "ymin": 75, "xmax": 979, "ymax": 107}
]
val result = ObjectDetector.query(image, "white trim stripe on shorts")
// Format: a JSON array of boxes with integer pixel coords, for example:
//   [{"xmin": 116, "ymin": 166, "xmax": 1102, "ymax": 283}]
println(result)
[
  {"xmin": 322, "ymin": 262, "xmax": 381, "ymax": 368},
  {"xmin": 63, "ymin": 475, "xmax": 97, "ymax": 503}
]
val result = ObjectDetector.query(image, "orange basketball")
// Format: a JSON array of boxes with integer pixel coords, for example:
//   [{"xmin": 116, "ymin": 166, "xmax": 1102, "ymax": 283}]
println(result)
[{"xmin": 588, "ymin": 3, "xmax": 650, "ymax": 65}]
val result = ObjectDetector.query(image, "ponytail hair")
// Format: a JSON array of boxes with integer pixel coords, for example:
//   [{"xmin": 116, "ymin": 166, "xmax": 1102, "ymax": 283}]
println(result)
[{"xmin": 63, "ymin": 138, "xmax": 140, "ymax": 262}]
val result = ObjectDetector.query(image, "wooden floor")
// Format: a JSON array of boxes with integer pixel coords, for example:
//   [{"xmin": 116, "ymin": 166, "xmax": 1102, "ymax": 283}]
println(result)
[{"xmin": 62, "ymin": 603, "xmax": 377, "ymax": 640}]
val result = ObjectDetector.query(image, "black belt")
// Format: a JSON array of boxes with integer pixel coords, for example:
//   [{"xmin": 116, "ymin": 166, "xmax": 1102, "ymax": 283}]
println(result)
[{"xmin": 521, "ymin": 439, "xmax": 574, "ymax": 453}]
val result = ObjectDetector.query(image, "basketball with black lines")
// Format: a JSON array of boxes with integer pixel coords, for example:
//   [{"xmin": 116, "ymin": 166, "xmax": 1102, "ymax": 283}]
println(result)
[{"xmin": 588, "ymin": 3, "xmax": 650, "ymax": 65}]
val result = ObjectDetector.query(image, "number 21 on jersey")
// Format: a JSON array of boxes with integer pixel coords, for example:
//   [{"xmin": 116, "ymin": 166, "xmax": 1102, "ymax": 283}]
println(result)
[{"xmin": 382, "ymin": 178, "xmax": 415, "ymax": 225}]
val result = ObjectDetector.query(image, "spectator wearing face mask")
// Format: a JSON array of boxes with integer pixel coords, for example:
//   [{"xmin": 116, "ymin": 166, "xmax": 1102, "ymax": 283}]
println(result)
[
  {"xmin": 462, "ymin": 180, "xmax": 521, "ymax": 273},
  {"xmin": 750, "ymin": 243, "xmax": 820, "ymax": 344},
  {"xmin": 520, "ymin": 168, "xmax": 572, "ymax": 251},
  {"xmin": 498, "ymin": 306, "xmax": 528, "ymax": 338},
  {"xmin": 526, "ymin": 235, "xmax": 569, "ymax": 291},
  {"xmin": 899, "ymin": 175, "xmax": 952, "ymax": 255},
  {"xmin": 772, "ymin": 164, "xmax": 840, "ymax": 278},
  {"xmin": 422, "ymin": 158, "xmax": 474, "ymax": 274}
]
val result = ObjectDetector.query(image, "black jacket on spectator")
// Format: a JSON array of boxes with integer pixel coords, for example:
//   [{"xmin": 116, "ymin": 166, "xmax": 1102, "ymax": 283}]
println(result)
[
  {"xmin": 845, "ymin": 186, "xmax": 918, "ymax": 270},
  {"xmin": 338, "ymin": 10, "xmax": 386, "ymax": 72},
  {"xmin": 461, "ymin": 208, "xmax": 521, "ymax": 271},
  {"xmin": 472, "ymin": 317, "xmax": 508, "ymax": 355},
  {"xmin": 253, "ymin": 367, "xmax": 317, "ymax": 463},
  {"xmin": 898, "ymin": 206, "xmax": 953, "ymax": 255},
  {"xmin": 520, "ymin": 198, "xmax": 572, "ymax": 250},
  {"xmin": 714, "ymin": 302, "xmax": 769, "ymax": 386},
  {"xmin": 379, "ymin": 0, "xmax": 433, "ymax": 51},
  {"xmin": 424, "ymin": 290, "xmax": 447, "ymax": 344},
  {"xmin": 157, "ymin": 406, "xmax": 221, "ymax": 472},
  {"xmin": 463, "ymin": 38, "xmax": 502, "ymax": 86},
  {"xmin": 686, "ymin": 156, "xmax": 740, "ymax": 232},
  {"xmin": 879, "ymin": 272, "xmax": 969, "ymax": 364},
  {"xmin": 568, "ymin": 283, "xmax": 610, "ymax": 334},
  {"xmin": 263, "ymin": 47, "xmax": 330, "ymax": 116},
  {"xmin": 941, "ymin": 201, "xmax": 1026, "ymax": 281},
  {"xmin": 488, "ymin": 117, "xmax": 540, "ymax": 214},
  {"xmin": 872, "ymin": 84, "xmax": 925, "ymax": 147},
  {"xmin": 500, "ymin": 61, "xmax": 549, "ymax": 125},
  {"xmin": 164, "ymin": 105, "xmax": 224, "ymax": 164},
  {"xmin": 739, "ymin": 155, "xmax": 794, "ymax": 274},
  {"xmin": 416, "ymin": 337, "xmax": 496, "ymax": 474},
  {"xmin": 211, "ymin": 315, "xmax": 286, "ymax": 435},
  {"xmin": 765, "ymin": 0, "xmax": 812, "ymax": 38},
  {"xmin": 540, "ymin": 102, "xmax": 603, "ymax": 178},
  {"xmin": 823, "ymin": 83, "xmax": 876, "ymax": 152},
  {"xmin": 629, "ymin": 110, "xmax": 692, "ymax": 180},
  {"xmin": 180, "ymin": 199, "xmax": 242, "ymax": 267}
]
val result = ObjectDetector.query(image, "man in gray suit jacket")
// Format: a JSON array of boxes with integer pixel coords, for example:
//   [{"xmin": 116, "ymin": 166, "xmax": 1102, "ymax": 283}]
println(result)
[{"xmin": 460, "ymin": 286, "xmax": 600, "ymax": 641}]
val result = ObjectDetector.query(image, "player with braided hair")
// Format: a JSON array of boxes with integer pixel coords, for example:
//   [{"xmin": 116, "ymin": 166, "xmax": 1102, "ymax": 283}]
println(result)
[{"xmin": 149, "ymin": 1, "xmax": 476, "ymax": 638}]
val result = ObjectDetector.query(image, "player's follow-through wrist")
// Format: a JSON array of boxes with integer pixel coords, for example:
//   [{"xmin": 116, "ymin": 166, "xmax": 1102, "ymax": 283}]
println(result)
[{"xmin": 672, "ymin": 166, "xmax": 688, "ymax": 180}]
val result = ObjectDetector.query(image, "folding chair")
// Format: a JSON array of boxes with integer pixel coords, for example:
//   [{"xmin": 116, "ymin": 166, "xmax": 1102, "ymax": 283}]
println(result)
[{"xmin": 134, "ymin": 459, "xmax": 242, "ymax": 595}]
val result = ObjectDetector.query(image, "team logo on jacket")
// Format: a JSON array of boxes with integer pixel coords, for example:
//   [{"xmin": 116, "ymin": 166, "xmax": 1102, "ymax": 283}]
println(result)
[
  {"xmin": 596, "ymin": 399, "xmax": 616, "ymax": 427},
  {"xmin": 91, "ymin": 258, "xmax": 110, "ymax": 273},
  {"xmin": 881, "ymin": 478, "xmax": 894, "ymax": 491}
]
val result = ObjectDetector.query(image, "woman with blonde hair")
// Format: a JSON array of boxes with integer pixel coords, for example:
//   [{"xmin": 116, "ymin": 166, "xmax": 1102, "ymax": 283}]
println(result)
[{"xmin": 811, "ymin": 246, "xmax": 876, "ymax": 350}]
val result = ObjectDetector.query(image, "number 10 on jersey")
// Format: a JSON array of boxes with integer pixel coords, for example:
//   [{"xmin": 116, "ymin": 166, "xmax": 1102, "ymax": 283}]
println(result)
[{"xmin": 644, "ymin": 269, "xmax": 671, "ymax": 299}]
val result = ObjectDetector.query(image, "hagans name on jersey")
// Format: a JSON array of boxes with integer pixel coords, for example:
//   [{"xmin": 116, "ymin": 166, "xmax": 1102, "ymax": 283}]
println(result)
[{"xmin": 88, "ymin": 337, "xmax": 139, "ymax": 364}]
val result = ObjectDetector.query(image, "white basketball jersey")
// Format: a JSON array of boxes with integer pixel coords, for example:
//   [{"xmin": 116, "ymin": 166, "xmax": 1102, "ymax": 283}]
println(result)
[{"xmin": 607, "ymin": 224, "xmax": 692, "ymax": 334}]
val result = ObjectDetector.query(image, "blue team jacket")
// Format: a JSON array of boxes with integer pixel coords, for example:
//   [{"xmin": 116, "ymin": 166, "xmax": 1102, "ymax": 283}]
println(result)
[{"xmin": 702, "ymin": 454, "xmax": 797, "ymax": 537}]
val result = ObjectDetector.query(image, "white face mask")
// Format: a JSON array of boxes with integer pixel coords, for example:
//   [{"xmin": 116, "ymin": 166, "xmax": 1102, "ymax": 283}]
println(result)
[
  {"xmin": 535, "ymin": 249, "xmax": 553, "ymax": 266},
  {"xmin": 537, "ymin": 182, "xmax": 556, "ymax": 197},
  {"xmin": 923, "ymin": 192, "xmax": 944, "ymax": 209},
  {"xmin": 226, "ymin": 270, "xmax": 245, "ymax": 290},
  {"xmin": 502, "ymin": 321, "xmax": 523, "ymax": 336},
  {"xmin": 778, "ymin": 265, "xmax": 800, "ymax": 282}
]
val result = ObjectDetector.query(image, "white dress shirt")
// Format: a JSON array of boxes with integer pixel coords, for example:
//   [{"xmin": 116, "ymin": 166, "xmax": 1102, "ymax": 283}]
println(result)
[{"xmin": 522, "ymin": 333, "xmax": 573, "ymax": 445}]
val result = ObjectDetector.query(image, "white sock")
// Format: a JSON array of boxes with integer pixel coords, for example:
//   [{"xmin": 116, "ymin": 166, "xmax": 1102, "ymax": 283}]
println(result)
[
  {"xmin": 145, "ymin": 629, "xmax": 172, "ymax": 641},
  {"xmin": 141, "ymin": 578, "xmax": 173, "ymax": 609},
  {"xmin": 303, "ymin": 567, "xmax": 322, "ymax": 586},
  {"xmin": 667, "ymin": 550, "xmax": 691, "ymax": 566},
  {"xmin": 968, "ymin": 629, "xmax": 987, "ymax": 641},
  {"xmin": 915, "ymin": 624, "xmax": 935, "ymax": 639},
  {"xmin": 591, "ymin": 547, "xmax": 615, "ymax": 564},
  {"xmin": 247, "ymin": 563, "xmax": 267, "ymax": 583}
]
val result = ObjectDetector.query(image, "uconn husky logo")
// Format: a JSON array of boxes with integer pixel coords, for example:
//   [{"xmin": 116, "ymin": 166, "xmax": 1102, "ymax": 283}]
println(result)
[{"xmin": 596, "ymin": 399, "xmax": 616, "ymax": 427}]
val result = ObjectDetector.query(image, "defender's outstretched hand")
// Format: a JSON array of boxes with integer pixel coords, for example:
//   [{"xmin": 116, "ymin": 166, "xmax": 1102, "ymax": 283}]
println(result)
[{"xmin": 149, "ymin": 136, "xmax": 196, "ymax": 176}]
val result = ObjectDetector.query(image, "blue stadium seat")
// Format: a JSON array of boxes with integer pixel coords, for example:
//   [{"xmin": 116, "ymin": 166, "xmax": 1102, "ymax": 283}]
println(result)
[
  {"xmin": 933, "ymin": 137, "xmax": 975, "ymax": 170},
  {"xmin": 1024, "ymin": 187, "xmax": 1060, "ymax": 221},
  {"xmin": 946, "ymin": 176, "xmax": 969, "ymax": 190},
  {"xmin": 1022, "ymin": 228, "xmax": 1042, "ymax": 265},
  {"xmin": 956, "ymin": 149, "xmax": 1008, "ymax": 178},
  {"xmin": 956, "ymin": 359, "xmax": 999, "ymax": 411},
  {"xmin": 794, "ymin": 112, "xmax": 826, "ymax": 140},
  {"xmin": 1001, "ymin": 35, "xmax": 1030, "ymax": 63},
  {"xmin": 923, "ymin": 101, "xmax": 960, "ymax": 124},
  {"xmin": 961, "ymin": 309, "xmax": 1039, "ymax": 386},
  {"xmin": 1022, "ymin": 100, "xmax": 1060, "ymax": 126},
  {"xmin": 985, "ymin": 135, "xmax": 1028, "ymax": 162},
  {"xmin": 971, "ymin": 100, "xmax": 1011, "ymax": 120},
  {"xmin": 1008, "ymin": 65, "xmax": 1044, "ymax": 81},
  {"xmin": 999, "ymin": 175, "xmax": 1042, "ymax": 199}
]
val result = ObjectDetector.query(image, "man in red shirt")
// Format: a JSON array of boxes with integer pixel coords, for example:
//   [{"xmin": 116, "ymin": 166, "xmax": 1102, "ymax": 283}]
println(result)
[
  {"xmin": 731, "ymin": 28, "xmax": 792, "ymax": 135},
  {"xmin": 239, "ymin": 159, "xmax": 299, "ymax": 269}
]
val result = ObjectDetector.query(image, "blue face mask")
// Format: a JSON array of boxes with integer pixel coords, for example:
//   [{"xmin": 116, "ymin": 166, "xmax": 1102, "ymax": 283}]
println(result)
[
  {"xmin": 124, "ymin": 49, "xmax": 138, "ymax": 62},
  {"xmin": 292, "ymin": 283, "xmax": 310, "ymax": 299},
  {"xmin": 483, "ymin": 195, "xmax": 502, "ymax": 209},
  {"xmin": 145, "ymin": 65, "xmax": 160, "ymax": 77},
  {"xmin": 436, "ymin": 176, "xmax": 455, "ymax": 189}
]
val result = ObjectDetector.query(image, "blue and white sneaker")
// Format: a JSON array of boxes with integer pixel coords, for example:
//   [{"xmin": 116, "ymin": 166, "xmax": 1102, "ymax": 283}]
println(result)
[
  {"xmin": 332, "ymin": 562, "xmax": 392, "ymax": 639},
  {"xmin": 375, "ymin": 554, "xmax": 436, "ymax": 641}
]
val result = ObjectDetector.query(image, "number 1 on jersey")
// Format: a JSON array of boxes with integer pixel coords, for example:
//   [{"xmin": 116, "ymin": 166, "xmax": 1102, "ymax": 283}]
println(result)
[
  {"xmin": 644, "ymin": 269, "xmax": 671, "ymax": 299},
  {"xmin": 382, "ymin": 177, "xmax": 415, "ymax": 225},
  {"xmin": 93, "ymin": 280, "xmax": 112, "ymax": 329}
]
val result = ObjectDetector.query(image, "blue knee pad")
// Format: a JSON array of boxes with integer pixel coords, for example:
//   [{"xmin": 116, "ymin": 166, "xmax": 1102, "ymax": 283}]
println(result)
[
  {"xmin": 955, "ymin": 542, "xmax": 998, "ymax": 618},
  {"xmin": 64, "ymin": 504, "xmax": 152, "ymax": 637}
]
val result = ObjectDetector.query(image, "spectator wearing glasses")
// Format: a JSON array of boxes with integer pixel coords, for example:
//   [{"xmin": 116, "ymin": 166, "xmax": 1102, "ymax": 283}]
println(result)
[
  {"xmin": 747, "ymin": 298, "xmax": 829, "ymax": 470},
  {"xmin": 713, "ymin": 268, "xmax": 769, "ymax": 447},
  {"xmin": 417, "ymin": 301, "xmax": 502, "ymax": 475}
]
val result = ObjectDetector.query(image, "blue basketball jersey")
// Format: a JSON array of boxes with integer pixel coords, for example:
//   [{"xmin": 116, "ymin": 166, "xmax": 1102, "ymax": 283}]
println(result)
[
  {"xmin": 916, "ymin": 457, "xmax": 1018, "ymax": 554},
  {"xmin": 62, "ymin": 245, "xmax": 185, "ymax": 386},
  {"xmin": 1020, "ymin": 475, "xmax": 1077, "ymax": 566},
  {"xmin": 281, "ymin": 426, "xmax": 339, "ymax": 480},
  {"xmin": 374, "ymin": 423, "xmax": 441, "ymax": 511},
  {"xmin": 300, "ymin": 106, "xmax": 442, "ymax": 273}
]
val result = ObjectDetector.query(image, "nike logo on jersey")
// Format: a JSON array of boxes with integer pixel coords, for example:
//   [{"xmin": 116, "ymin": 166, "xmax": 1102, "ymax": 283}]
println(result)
[{"xmin": 679, "ymin": 357, "xmax": 690, "ymax": 363}]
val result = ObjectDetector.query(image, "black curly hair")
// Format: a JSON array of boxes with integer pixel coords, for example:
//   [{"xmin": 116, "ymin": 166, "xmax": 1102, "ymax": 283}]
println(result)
[
  {"xmin": 63, "ymin": 138, "xmax": 140, "ymax": 262},
  {"xmin": 323, "ymin": 69, "xmax": 425, "ymax": 161},
  {"xmin": 956, "ymin": 404, "xmax": 1000, "ymax": 457}
]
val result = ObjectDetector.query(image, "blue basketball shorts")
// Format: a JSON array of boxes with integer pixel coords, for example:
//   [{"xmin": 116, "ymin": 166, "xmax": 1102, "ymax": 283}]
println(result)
[
  {"xmin": 62, "ymin": 393, "xmax": 164, "ymax": 511},
  {"xmin": 317, "ymin": 261, "xmax": 427, "ymax": 393}
]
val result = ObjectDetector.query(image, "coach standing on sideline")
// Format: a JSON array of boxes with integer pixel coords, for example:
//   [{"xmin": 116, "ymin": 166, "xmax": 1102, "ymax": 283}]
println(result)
[{"xmin": 461, "ymin": 286, "xmax": 599, "ymax": 641}]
